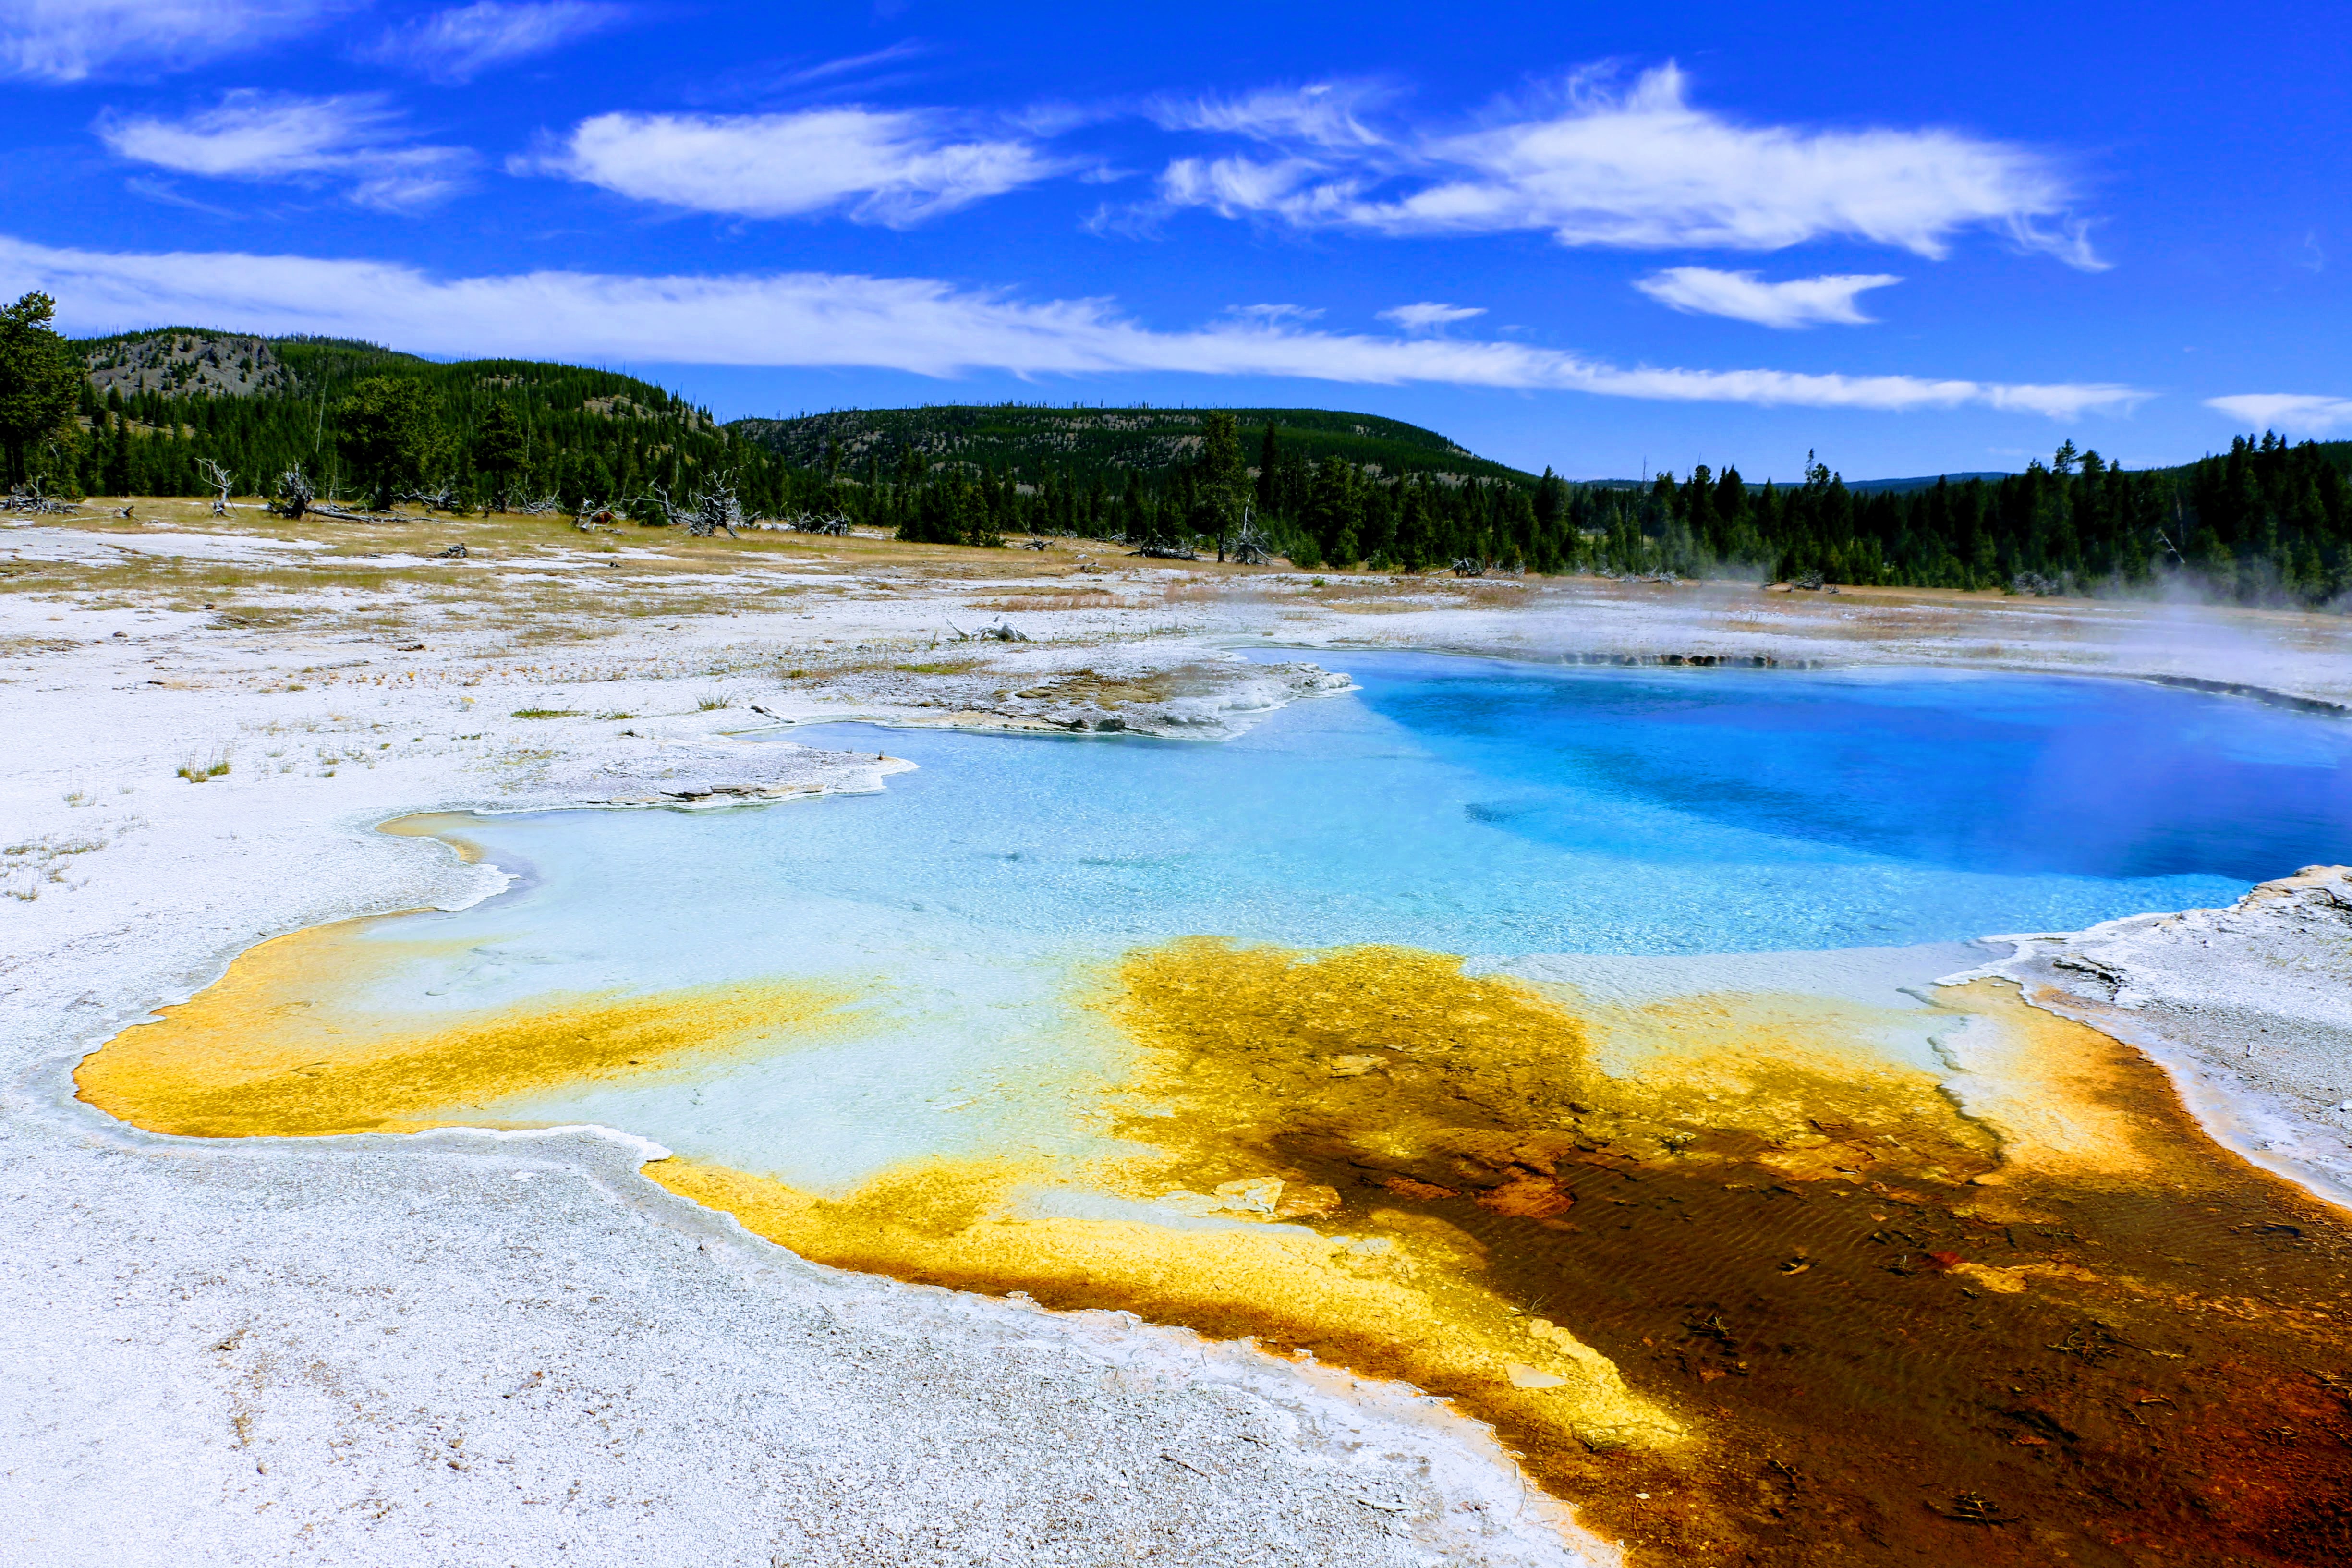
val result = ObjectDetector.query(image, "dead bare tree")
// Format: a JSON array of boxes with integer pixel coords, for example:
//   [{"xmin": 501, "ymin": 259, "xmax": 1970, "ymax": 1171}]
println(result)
[
  {"xmin": 197, "ymin": 458, "xmax": 236, "ymax": 517},
  {"xmin": 636, "ymin": 483, "xmax": 678, "ymax": 529},
  {"xmin": 2155, "ymin": 497, "xmax": 2189, "ymax": 567},
  {"xmin": 2, "ymin": 479, "xmax": 74, "ymax": 515},
  {"xmin": 267, "ymin": 464, "xmax": 315, "ymax": 520},
  {"xmin": 515, "ymin": 493, "xmax": 563, "ymax": 516},
  {"xmin": 682, "ymin": 474, "xmax": 743, "ymax": 538},
  {"xmin": 1229, "ymin": 506, "xmax": 1275, "ymax": 565},
  {"xmin": 948, "ymin": 620, "xmax": 1030, "ymax": 643},
  {"xmin": 1128, "ymin": 537, "xmax": 1200, "ymax": 560},
  {"xmin": 401, "ymin": 478, "xmax": 464, "ymax": 515}
]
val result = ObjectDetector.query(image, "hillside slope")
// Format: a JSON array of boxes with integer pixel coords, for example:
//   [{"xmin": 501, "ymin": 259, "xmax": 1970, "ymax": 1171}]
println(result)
[
  {"xmin": 66, "ymin": 327, "xmax": 728, "ymax": 503},
  {"xmin": 728, "ymin": 404, "xmax": 1536, "ymax": 487}
]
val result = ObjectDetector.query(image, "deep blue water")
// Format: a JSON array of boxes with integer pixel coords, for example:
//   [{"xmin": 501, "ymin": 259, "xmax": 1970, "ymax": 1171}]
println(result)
[{"xmin": 1341, "ymin": 656, "xmax": 2352, "ymax": 886}]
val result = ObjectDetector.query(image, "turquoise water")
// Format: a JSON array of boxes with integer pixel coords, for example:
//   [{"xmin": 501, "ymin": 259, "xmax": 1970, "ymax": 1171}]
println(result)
[{"xmin": 360, "ymin": 655, "xmax": 2352, "ymax": 1183}]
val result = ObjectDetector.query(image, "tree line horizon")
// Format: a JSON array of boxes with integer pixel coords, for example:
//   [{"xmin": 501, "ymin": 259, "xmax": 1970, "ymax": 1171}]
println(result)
[{"xmin": 4, "ymin": 306, "xmax": 2348, "ymax": 606}]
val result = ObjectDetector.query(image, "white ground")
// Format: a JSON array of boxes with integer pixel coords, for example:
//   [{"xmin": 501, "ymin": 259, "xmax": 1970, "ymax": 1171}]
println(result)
[
  {"xmin": 4, "ymin": 509, "xmax": 2351, "ymax": 1566},
  {"xmin": 1967, "ymin": 866, "xmax": 2352, "ymax": 1209}
]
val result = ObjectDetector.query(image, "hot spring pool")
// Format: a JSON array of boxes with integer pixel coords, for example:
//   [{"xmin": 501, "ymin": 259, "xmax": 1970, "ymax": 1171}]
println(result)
[
  {"xmin": 184, "ymin": 653, "xmax": 2352, "ymax": 1184},
  {"xmin": 81, "ymin": 653, "xmax": 2352, "ymax": 1566}
]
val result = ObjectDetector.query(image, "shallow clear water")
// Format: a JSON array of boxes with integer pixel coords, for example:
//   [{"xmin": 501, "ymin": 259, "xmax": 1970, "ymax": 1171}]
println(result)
[{"xmin": 363, "ymin": 654, "xmax": 2352, "ymax": 1183}]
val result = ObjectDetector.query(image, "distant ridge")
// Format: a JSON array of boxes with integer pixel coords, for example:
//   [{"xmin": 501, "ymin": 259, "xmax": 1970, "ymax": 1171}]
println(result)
[
  {"xmin": 1575, "ymin": 472, "xmax": 2015, "ymax": 493},
  {"xmin": 1844, "ymin": 471, "xmax": 2015, "ymax": 494},
  {"xmin": 727, "ymin": 403, "xmax": 1536, "ymax": 487}
]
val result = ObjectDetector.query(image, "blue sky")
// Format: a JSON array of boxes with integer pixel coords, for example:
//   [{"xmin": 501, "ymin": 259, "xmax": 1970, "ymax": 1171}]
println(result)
[{"xmin": 3, "ymin": 1, "xmax": 2344, "ymax": 481}]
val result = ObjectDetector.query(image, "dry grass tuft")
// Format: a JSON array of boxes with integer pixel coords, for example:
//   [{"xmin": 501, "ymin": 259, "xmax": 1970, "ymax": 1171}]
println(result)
[
  {"xmin": 174, "ymin": 747, "xmax": 232, "ymax": 783},
  {"xmin": 3, "ymin": 832, "xmax": 108, "ymax": 900},
  {"xmin": 980, "ymin": 591, "xmax": 1117, "ymax": 612}
]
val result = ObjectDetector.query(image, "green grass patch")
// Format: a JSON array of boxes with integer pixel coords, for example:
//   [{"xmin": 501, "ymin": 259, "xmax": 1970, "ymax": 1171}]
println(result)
[{"xmin": 511, "ymin": 707, "xmax": 581, "ymax": 719}]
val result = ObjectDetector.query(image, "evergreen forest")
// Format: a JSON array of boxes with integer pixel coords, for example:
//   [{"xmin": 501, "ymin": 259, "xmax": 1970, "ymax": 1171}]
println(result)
[{"xmin": 24, "ymin": 323, "xmax": 2352, "ymax": 608}]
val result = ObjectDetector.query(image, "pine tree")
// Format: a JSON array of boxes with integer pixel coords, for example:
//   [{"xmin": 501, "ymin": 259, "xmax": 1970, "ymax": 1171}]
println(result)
[
  {"xmin": 106, "ymin": 410, "xmax": 133, "ymax": 497},
  {"xmin": 0, "ymin": 292, "xmax": 81, "ymax": 486},
  {"xmin": 1306, "ymin": 455, "xmax": 1361, "ymax": 567},
  {"xmin": 334, "ymin": 377, "xmax": 447, "ymax": 510},
  {"xmin": 473, "ymin": 400, "xmax": 529, "ymax": 511},
  {"xmin": 1255, "ymin": 420, "xmax": 1281, "ymax": 516},
  {"xmin": 1192, "ymin": 410, "xmax": 1247, "ymax": 558}
]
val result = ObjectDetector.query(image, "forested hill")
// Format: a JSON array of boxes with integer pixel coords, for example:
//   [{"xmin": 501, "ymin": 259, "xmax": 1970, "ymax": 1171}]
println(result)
[
  {"xmin": 66, "ymin": 327, "xmax": 727, "ymax": 505},
  {"xmin": 1845, "ymin": 445, "xmax": 2352, "ymax": 492},
  {"xmin": 33, "ymin": 324, "xmax": 2352, "ymax": 606},
  {"xmin": 2164, "ymin": 440, "xmax": 2352, "ymax": 480},
  {"xmin": 1589, "ymin": 436, "xmax": 2352, "ymax": 603},
  {"xmin": 728, "ymin": 405, "xmax": 1534, "ymax": 488}
]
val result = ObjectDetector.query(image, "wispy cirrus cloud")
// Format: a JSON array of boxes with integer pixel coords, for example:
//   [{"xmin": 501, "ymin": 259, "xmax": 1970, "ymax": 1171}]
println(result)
[
  {"xmin": 1378, "ymin": 302, "xmax": 1485, "ymax": 332},
  {"xmin": 1635, "ymin": 267, "xmax": 1904, "ymax": 328},
  {"xmin": 1224, "ymin": 303, "xmax": 1323, "ymax": 324},
  {"xmin": 2205, "ymin": 394, "xmax": 2352, "ymax": 436},
  {"xmin": 1151, "ymin": 63, "xmax": 2102, "ymax": 267},
  {"xmin": 121, "ymin": 175, "xmax": 244, "ymax": 219},
  {"xmin": 95, "ymin": 92, "xmax": 473, "ymax": 211},
  {"xmin": 521, "ymin": 107, "xmax": 1057, "ymax": 224},
  {"xmin": 0, "ymin": 0, "xmax": 354, "ymax": 82},
  {"xmin": 1151, "ymin": 81, "xmax": 1392, "ymax": 149},
  {"xmin": 1, "ymin": 234, "xmax": 2146, "ymax": 419},
  {"xmin": 360, "ymin": 1, "xmax": 627, "ymax": 85},
  {"xmin": 779, "ymin": 40, "xmax": 928, "ymax": 88}
]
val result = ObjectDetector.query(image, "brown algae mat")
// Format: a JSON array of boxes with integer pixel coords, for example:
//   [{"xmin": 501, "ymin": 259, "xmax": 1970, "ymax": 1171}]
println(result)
[
  {"xmin": 656, "ymin": 946, "xmax": 2352, "ymax": 1567},
  {"xmin": 80, "ymin": 934, "xmax": 2352, "ymax": 1566}
]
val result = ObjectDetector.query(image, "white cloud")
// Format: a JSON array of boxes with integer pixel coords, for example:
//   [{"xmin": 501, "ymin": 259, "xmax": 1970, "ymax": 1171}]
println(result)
[
  {"xmin": 100, "ymin": 92, "xmax": 391, "ymax": 178},
  {"xmin": 524, "ymin": 108, "xmax": 1055, "ymax": 224},
  {"xmin": 0, "ymin": 0, "xmax": 352, "ymax": 82},
  {"xmin": 0, "ymin": 234, "xmax": 2146, "ymax": 419},
  {"xmin": 1154, "ymin": 63, "xmax": 2102, "ymax": 267},
  {"xmin": 2205, "ymin": 394, "xmax": 2352, "ymax": 436},
  {"xmin": 96, "ymin": 92, "xmax": 473, "ymax": 210},
  {"xmin": 1635, "ymin": 267, "xmax": 1903, "ymax": 328},
  {"xmin": 1156, "ymin": 154, "xmax": 1353, "ymax": 223},
  {"xmin": 1379, "ymin": 302, "xmax": 1485, "ymax": 332},
  {"xmin": 362, "ymin": 2, "xmax": 626, "ymax": 85},
  {"xmin": 1152, "ymin": 82, "xmax": 1391, "ymax": 149}
]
